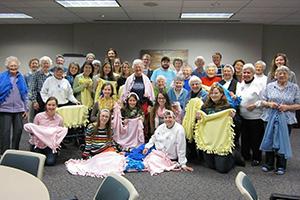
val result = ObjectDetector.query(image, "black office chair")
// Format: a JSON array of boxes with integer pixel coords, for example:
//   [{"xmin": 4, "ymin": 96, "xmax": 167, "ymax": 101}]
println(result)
[
  {"xmin": 0, "ymin": 149, "xmax": 46, "ymax": 180},
  {"xmin": 235, "ymin": 171, "xmax": 300, "ymax": 200},
  {"xmin": 93, "ymin": 173, "xmax": 139, "ymax": 200}
]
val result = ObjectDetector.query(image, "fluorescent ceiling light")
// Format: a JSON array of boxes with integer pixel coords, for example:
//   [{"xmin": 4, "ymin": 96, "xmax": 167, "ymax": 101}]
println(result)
[
  {"xmin": 56, "ymin": 0, "xmax": 120, "ymax": 7},
  {"xmin": 181, "ymin": 13, "xmax": 233, "ymax": 19},
  {"xmin": 0, "ymin": 13, "xmax": 33, "ymax": 19}
]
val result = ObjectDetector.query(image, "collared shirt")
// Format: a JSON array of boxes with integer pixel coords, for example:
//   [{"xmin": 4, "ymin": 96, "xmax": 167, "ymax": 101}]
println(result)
[
  {"xmin": 40, "ymin": 76, "xmax": 78, "ymax": 105},
  {"xmin": 0, "ymin": 75, "xmax": 28, "ymax": 113},
  {"xmin": 29, "ymin": 70, "xmax": 51, "ymax": 102},
  {"xmin": 222, "ymin": 79, "xmax": 232, "ymax": 90},
  {"xmin": 261, "ymin": 81, "xmax": 300, "ymax": 124},
  {"xmin": 192, "ymin": 68, "xmax": 206, "ymax": 78},
  {"xmin": 145, "ymin": 122, "xmax": 187, "ymax": 166},
  {"xmin": 33, "ymin": 111, "xmax": 63, "ymax": 127},
  {"xmin": 254, "ymin": 74, "xmax": 267, "ymax": 88}
]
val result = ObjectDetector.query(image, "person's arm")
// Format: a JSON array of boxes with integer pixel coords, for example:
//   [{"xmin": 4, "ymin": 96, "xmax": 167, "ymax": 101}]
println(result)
[
  {"xmin": 66, "ymin": 81, "xmax": 80, "ymax": 104},
  {"xmin": 72, "ymin": 75, "xmax": 84, "ymax": 94},
  {"xmin": 90, "ymin": 102, "xmax": 99, "ymax": 122},
  {"xmin": 143, "ymin": 131, "xmax": 156, "ymax": 154},
  {"xmin": 40, "ymin": 78, "xmax": 50, "ymax": 103}
]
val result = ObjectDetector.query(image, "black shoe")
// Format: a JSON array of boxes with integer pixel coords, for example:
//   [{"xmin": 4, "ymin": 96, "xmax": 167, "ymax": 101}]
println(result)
[
  {"xmin": 233, "ymin": 150, "xmax": 246, "ymax": 167},
  {"xmin": 251, "ymin": 160, "xmax": 260, "ymax": 166}
]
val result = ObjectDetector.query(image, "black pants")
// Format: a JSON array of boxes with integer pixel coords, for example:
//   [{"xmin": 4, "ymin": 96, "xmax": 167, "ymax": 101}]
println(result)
[
  {"xmin": 241, "ymin": 118, "xmax": 264, "ymax": 161},
  {"xmin": 32, "ymin": 146, "xmax": 57, "ymax": 166},
  {"xmin": 0, "ymin": 112, "xmax": 23, "ymax": 154},
  {"xmin": 264, "ymin": 125, "xmax": 292, "ymax": 170},
  {"xmin": 203, "ymin": 152, "xmax": 234, "ymax": 173}
]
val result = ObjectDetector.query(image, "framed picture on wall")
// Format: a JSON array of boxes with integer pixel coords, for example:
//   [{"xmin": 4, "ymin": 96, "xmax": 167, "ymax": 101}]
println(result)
[{"xmin": 140, "ymin": 49, "xmax": 188, "ymax": 70}]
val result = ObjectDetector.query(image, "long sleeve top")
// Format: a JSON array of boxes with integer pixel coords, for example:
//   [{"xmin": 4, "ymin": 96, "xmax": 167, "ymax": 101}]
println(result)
[
  {"xmin": 145, "ymin": 122, "xmax": 187, "ymax": 167},
  {"xmin": 40, "ymin": 76, "xmax": 79, "ymax": 105}
]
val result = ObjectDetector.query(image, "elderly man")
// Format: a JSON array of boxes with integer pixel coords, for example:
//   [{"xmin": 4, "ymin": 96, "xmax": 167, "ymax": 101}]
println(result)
[
  {"xmin": 151, "ymin": 56, "xmax": 176, "ymax": 86},
  {"xmin": 143, "ymin": 110, "xmax": 193, "ymax": 172}
]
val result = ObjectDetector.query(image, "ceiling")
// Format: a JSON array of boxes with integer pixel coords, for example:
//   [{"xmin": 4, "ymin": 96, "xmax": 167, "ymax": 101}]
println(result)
[{"xmin": 0, "ymin": 0, "xmax": 299, "ymax": 25}]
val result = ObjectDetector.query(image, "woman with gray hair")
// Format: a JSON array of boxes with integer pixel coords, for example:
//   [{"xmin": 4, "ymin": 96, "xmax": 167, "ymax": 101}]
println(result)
[
  {"xmin": 201, "ymin": 63, "xmax": 221, "ymax": 87},
  {"xmin": 260, "ymin": 66, "xmax": 300, "ymax": 175},
  {"xmin": 254, "ymin": 60, "xmax": 268, "ymax": 87},
  {"xmin": 236, "ymin": 63, "xmax": 265, "ymax": 166},
  {"xmin": 29, "ymin": 56, "xmax": 52, "ymax": 114},
  {"xmin": 185, "ymin": 75, "xmax": 208, "ymax": 105},
  {"xmin": 122, "ymin": 59, "xmax": 155, "ymax": 140},
  {"xmin": 0, "ymin": 56, "xmax": 28, "ymax": 154}
]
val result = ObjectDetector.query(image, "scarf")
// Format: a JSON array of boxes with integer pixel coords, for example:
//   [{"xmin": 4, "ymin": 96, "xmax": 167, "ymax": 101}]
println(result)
[
  {"xmin": 194, "ymin": 109, "xmax": 235, "ymax": 155},
  {"xmin": 0, "ymin": 71, "xmax": 28, "ymax": 104},
  {"xmin": 217, "ymin": 83, "xmax": 241, "ymax": 109},
  {"xmin": 260, "ymin": 109, "xmax": 292, "ymax": 159},
  {"xmin": 98, "ymin": 97, "xmax": 115, "ymax": 111},
  {"xmin": 78, "ymin": 76, "xmax": 93, "ymax": 108},
  {"xmin": 182, "ymin": 98, "xmax": 203, "ymax": 142}
]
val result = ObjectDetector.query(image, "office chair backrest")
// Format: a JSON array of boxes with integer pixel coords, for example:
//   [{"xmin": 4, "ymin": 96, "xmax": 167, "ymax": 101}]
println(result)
[
  {"xmin": 235, "ymin": 171, "xmax": 258, "ymax": 200},
  {"xmin": 93, "ymin": 173, "xmax": 139, "ymax": 200},
  {"xmin": 0, "ymin": 149, "xmax": 46, "ymax": 180}
]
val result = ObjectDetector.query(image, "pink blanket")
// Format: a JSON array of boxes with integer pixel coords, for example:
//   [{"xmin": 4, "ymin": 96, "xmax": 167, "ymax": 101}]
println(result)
[
  {"xmin": 112, "ymin": 104, "xmax": 144, "ymax": 149},
  {"xmin": 65, "ymin": 152, "xmax": 126, "ymax": 178},
  {"xmin": 144, "ymin": 150, "xmax": 178, "ymax": 176},
  {"xmin": 24, "ymin": 123, "xmax": 68, "ymax": 153}
]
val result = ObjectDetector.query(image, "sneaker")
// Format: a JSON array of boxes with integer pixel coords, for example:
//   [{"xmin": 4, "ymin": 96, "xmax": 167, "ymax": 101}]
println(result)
[
  {"xmin": 261, "ymin": 164, "xmax": 274, "ymax": 172},
  {"xmin": 275, "ymin": 168, "xmax": 285, "ymax": 175},
  {"xmin": 251, "ymin": 160, "xmax": 260, "ymax": 166}
]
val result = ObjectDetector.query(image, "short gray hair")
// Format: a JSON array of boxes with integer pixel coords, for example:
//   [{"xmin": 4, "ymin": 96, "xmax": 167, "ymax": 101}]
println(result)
[
  {"xmin": 39, "ymin": 56, "xmax": 53, "ymax": 66},
  {"xmin": 255, "ymin": 60, "xmax": 266, "ymax": 70},
  {"xmin": 188, "ymin": 75, "xmax": 202, "ymax": 87},
  {"xmin": 5, "ymin": 56, "xmax": 21, "ymax": 67},
  {"xmin": 156, "ymin": 75, "xmax": 166, "ymax": 83},
  {"xmin": 86, "ymin": 53, "xmax": 95, "ymax": 59},
  {"xmin": 275, "ymin": 66, "xmax": 290, "ymax": 77},
  {"xmin": 132, "ymin": 59, "xmax": 144, "ymax": 68},
  {"xmin": 242, "ymin": 63, "xmax": 255, "ymax": 74},
  {"xmin": 194, "ymin": 56, "xmax": 205, "ymax": 63},
  {"xmin": 173, "ymin": 75, "xmax": 184, "ymax": 82},
  {"xmin": 204, "ymin": 63, "xmax": 218, "ymax": 73}
]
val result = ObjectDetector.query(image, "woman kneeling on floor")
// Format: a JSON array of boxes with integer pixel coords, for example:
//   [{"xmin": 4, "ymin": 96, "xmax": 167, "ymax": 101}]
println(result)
[{"xmin": 24, "ymin": 97, "xmax": 68, "ymax": 166}]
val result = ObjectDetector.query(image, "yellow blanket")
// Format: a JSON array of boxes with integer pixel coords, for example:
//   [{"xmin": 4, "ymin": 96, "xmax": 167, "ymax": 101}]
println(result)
[
  {"xmin": 78, "ymin": 76, "xmax": 93, "ymax": 109},
  {"xmin": 194, "ymin": 109, "xmax": 235, "ymax": 156},
  {"xmin": 94, "ymin": 78, "xmax": 117, "ymax": 102},
  {"xmin": 56, "ymin": 105, "xmax": 89, "ymax": 128},
  {"xmin": 182, "ymin": 98, "xmax": 203, "ymax": 142}
]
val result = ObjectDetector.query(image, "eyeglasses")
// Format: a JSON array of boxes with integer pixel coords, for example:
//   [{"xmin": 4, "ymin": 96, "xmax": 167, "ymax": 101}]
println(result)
[{"xmin": 158, "ymin": 97, "xmax": 166, "ymax": 100}]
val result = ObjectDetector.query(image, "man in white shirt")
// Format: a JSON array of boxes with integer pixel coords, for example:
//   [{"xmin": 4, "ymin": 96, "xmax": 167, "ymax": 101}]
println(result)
[{"xmin": 143, "ymin": 110, "xmax": 193, "ymax": 171}]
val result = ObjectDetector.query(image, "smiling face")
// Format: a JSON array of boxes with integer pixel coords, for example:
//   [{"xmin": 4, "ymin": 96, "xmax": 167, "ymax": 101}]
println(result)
[
  {"xmin": 41, "ymin": 60, "xmax": 50, "ymax": 72},
  {"xmin": 157, "ymin": 93, "xmax": 166, "ymax": 107},
  {"xmin": 7, "ymin": 60, "xmax": 19, "ymax": 76},
  {"xmin": 93, "ymin": 64, "xmax": 100, "ymax": 75},
  {"xmin": 174, "ymin": 60, "xmax": 183, "ymax": 71},
  {"xmin": 122, "ymin": 63, "xmax": 130, "ymax": 76},
  {"xmin": 29, "ymin": 59, "xmax": 39, "ymax": 72},
  {"xmin": 46, "ymin": 99, "xmax": 57, "ymax": 115},
  {"xmin": 164, "ymin": 114, "xmax": 175, "ymax": 128},
  {"xmin": 275, "ymin": 56, "xmax": 285, "ymax": 67},
  {"xmin": 99, "ymin": 111, "xmax": 110, "ymax": 126},
  {"xmin": 107, "ymin": 50, "xmax": 116, "ymax": 60},
  {"xmin": 142, "ymin": 55, "xmax": 151, "ymax": 67},
  {"xmin": 54, "ymin": 68, "xmax": 64, "ymax": 80},
  {"xmin": 174, "ymin": 80, "xmax": 183, "ymax": 91},
  {"xmin": 102, "ymin": 85, "xmax": 112, "ymax": 98},
  {"xmin": 212, "ymin": 55, "xmax": 221, "ymax": 66},
  {"xmin": 134, "ymin": 63, "xmax": 143, "ymax": 77},
  {"xmin": 209, "ymin": 87, "xmax": 223, "ymax": 103},
  {"xmin": 206, "ymin": 67, "xmax": 216, "ymax": 78},
  {"xmin": 83, "ymin": 64, "xmax": 92, "ymax": 77},
  {"xmin": 190, "ymin": 81, "xmax": 201, "ymax": 93},
  {"xmin": 255, "ymin": 63, "xmax": 264, "ymax": 75},
  {"xmin": 161, "ymin": 60, "xmax": 170, "ymax": 70},
  {"xmin": 242, "ymin": 68, "xmax": 254, "ymax": 82},
  {"xmin": 234, "ymin": 61, "xmax": 244, "ymax": 74},
  {"xmin": 113, "ymin": 59, "xmax": 121, "ymax": 69},
  {"xmin": 103, "ymin": 63, "xmax": 112, "ymax": 76},
  {"xmin": 182, "ymin": 67, "xmax": 192, "ymax": 79},
  {"xmin": 69, "ymin": 64, "xmax": 79, "ymax": 76},
  {"xmin": 56, "ymin": 57, "xmax": 64, "ymax": 65},
  {"xmin": 276, "ymin": 71, "xmax": 289, "ymax": 85},
  {"xmin": 223, "ymin": 67, "xmax": 233, "ymax": 80},
  {"xmin": 128, "ymin": 96, "xmax": 137, "ymax": 108},
  {"xmin": 156, "ymin": 78, "xmax": 166, "ymax": 89}
]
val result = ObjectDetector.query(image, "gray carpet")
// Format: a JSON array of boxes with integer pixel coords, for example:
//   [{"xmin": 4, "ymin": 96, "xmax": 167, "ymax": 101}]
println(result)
[{"xmin": 19, "ymin": 129, "xmax": 300, "ymax": 200}]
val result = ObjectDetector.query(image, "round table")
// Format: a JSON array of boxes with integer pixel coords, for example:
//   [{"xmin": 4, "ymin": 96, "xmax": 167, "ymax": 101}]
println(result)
[{"xmin": 0, "ymin": 165, "xmax": 50, "ymax": 200}]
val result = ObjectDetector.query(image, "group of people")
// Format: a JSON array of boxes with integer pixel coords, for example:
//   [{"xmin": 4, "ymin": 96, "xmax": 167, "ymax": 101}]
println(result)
[{"xmin": 0, "ymin": 49, "xmax": 299, "ymax": 176}]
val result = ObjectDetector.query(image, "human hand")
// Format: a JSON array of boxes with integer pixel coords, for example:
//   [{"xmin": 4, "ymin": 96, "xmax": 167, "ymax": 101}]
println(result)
[
  {"xmin": 123, "ymin": 119, "xmax": 128, "ymax": 125},
  {"xmin": 246, "ymin": 104, "xmax": 256, "ymax": 111},
  {"xmin": 76, "ymin": 102, "xmax": 81, "ymax": 105},
  {"xmin": 278, "ymin": 104, "xmax": 289, "ymax": 112},
  {"xmin": 195, "ymin": 111, "xmax": 201, "ymax": 120},
  {"xmin": 33, "ymin": 102, "xmax": 40, "ymax": 110},
  {"xmin": 142, "ymin": 148, "xmax": 148, "ymax": 155},
  {"xmin": 22, "ymin": 112, "xmax": 28, "ymax": 120},
  {"xmin": 182, "ymin": 165, "xmax": 193, "ymax": 172},
  {"xmin": 268, "ymin": 102, "xmax": 279, "ymax": 109},
  {"xmin": 230, "ymin": 110, "xmax": 236, "ymax": 118}
]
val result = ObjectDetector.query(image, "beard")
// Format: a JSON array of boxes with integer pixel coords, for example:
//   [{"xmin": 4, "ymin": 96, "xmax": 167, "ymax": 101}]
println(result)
[{"xmin": 162, "ymin": 64, "xmax": 169, "ymax": 69}]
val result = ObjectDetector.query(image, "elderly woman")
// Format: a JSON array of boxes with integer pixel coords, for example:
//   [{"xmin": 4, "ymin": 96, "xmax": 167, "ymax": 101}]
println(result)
[
  {"xmin": 201, "ymin": 63, "xmax": 221, "ymax": 88},
  {"xmin": 267, "ymin": 53, "xmax": 297, "ymax": 84},
  {"xmin": 219, "ymin": 64, "xmax": 238, "ymax": 93},
  {"xmin": 85, "ymin": 52, "xmax": 95, "ymax": 63},
  {"xmin": 254, "ymin": 60, "xmax": 268, "ymax": 87},
  {"xmin": 40, "ymin": 66, "xmax": 79, "ymax": 107},
  {"xmin": 236, "ymin": 63, "xmax": 265, "ymax": 166},
  {"xmin": 122, "ymin": 59, "xmax": 155, "ymax": 140},
  {"xmin": 185, "ymin": 75, "xmax": 208, "ymax": 105},
  {"xmin": 260, "ymin": 66, "xmax": 300, "ymax": 175},
  {"xmin": 30, "ymin": 56, "xmax": 52, "ymax": 114},
  {"xmin": 154, "ymin": 75, "xmax": 168, "ymax": 97},
  {"xmin": 0, "ymin": 56, "xmax": 28, "ymax": 154},
  {"xmin": 167, "ymin": 75, "xmax": 188, "ymax": 109},
  {"xmin": 192, "ymin": 56, "xmax": 206, "ymax": 78},
  {"xmin": 232, "ymin": 59, "xmax": 245, "ymax": 82}
]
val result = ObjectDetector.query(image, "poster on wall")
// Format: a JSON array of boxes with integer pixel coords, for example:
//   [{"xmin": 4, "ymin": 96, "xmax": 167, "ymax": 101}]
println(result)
[
  {"xmin": 140, "ymin": 49, "xmax": 188, "ymax": 70},
  {"xmin": 63, "ymin": 53, "xmax": 86, "ymax": 68}
]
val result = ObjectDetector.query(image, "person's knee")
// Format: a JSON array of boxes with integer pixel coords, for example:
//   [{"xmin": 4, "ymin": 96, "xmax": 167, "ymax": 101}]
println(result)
[{"xmin": 45, "ymin": 153, "xmax": 57, "ymax": 166}]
